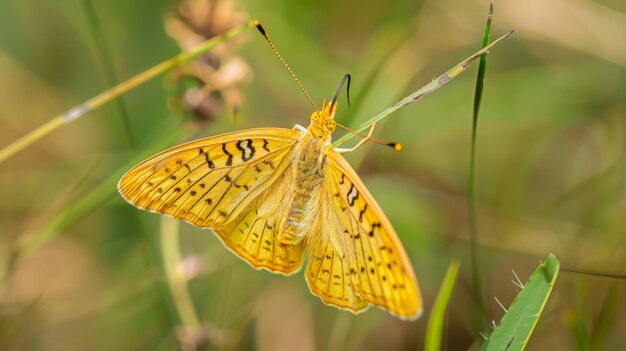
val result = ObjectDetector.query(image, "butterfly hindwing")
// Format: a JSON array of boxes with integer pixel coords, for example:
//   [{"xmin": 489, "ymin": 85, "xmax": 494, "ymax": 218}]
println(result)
[
  {"xmin": 308, "ymin": 149, "xmax": 422, "ymax": 320},
  {"xmin": 214, "ymin": 170, "xmax": 305, "ymax": 274},
  {"xmin": 305, "ymin": 210, "xmax": 370, "ymax": 313},
  {"xmin": 118, "ymin": 127, "xmax": 301, "ymax": 229}
]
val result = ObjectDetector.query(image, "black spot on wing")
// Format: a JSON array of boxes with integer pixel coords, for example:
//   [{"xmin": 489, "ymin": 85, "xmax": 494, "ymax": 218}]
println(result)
[
  {"xmin": 347, "ymin": 184, "xmax": 359, "ymax": 206},
  {"xmin": 368, "ymin": 222, "xmax": 381, "ymax": 237},
  {"xmin": 263, "ymin": 160, "xmax": 275, "ymax": 169},
  {"xmin": 236, "ymin": 139, "xmax": 255, "ymax": 162},
  {"xmin": 262, "ymin": 139, "xmax": 270, "ymax": 152},
  {"xmin": 359, "ymin": 204, "xmax": 367, "ymax": 222},
  {"xmin": 222, "ymin": 143, "xmax": 233, "ymax": 166},
  {"xmin": 203, "ymin": 151, "xmax": 215, "ymax": 169}
]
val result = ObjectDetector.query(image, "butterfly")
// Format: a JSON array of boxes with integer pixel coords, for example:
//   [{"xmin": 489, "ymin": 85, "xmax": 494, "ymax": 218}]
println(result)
[
  {"xmin": 118, "ymin": 92, "xmax": 422, "ymax": 320},
  {"xmin": 118, "ymin": 23, "xmax": 422, "ymax": 320}
]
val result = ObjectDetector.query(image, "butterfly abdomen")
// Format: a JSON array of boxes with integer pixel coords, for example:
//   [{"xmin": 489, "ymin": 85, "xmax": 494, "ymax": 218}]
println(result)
[{"xmin": 277, "ymin": 132, "xmax": 328, "ymax": 248}]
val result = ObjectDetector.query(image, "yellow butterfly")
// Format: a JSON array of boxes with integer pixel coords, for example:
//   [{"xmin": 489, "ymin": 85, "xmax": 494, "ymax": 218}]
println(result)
[{"xmin": 118, "ymin": 23, "xmax": 422, "ymax": 320}]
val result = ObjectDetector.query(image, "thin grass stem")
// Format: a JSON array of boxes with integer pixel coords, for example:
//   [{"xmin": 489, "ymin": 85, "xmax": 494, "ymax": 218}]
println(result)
[
  {"xmin": 161, "ymin": 216, "xmax": 201, "ymax": 327},
  {"xmin": 332, "ymin": 29, "xmax": 514, "ymax": 148}
]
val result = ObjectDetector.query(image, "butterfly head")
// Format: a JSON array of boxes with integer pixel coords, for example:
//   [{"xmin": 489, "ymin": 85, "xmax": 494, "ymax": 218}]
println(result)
[{"xmin": 309, "ymin": 98, "xmax": 337, "ymax": 138}]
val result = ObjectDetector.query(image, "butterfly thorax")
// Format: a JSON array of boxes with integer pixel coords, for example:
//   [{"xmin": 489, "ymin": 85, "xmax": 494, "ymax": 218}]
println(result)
[{"xmin": 276, "ymin": 100, "xmax": 337, "ymax": 248}]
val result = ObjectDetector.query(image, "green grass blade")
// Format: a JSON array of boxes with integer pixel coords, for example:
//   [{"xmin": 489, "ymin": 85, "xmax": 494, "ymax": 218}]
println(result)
[
  {"xmin": 473, "ymin": 2, "xmax": 493, "ymax": 119},
  {"xmin": 480, "ymin": 254, "xmax": 560, "ymax": 351},
  {"xmin": 468, "ymin": 2, "xmax": 494, "ymax": 331},
  {"xmin": 15, "ymin": 125, "xmax": 184, "ymax": 258},
  {"xmin": 425, "ymin": 260, "xmax": 461, "ymax": 351},
  {"xmin": 82, "ymin": 0, "xmax": 134, "ymax": 148},
  {"xmin": 590, "ymin": 284, "xmax": 618, "ymax": 351},
  {"xmin": 332, "ymin": 28, "xmax": 515, "ymax": 147}
]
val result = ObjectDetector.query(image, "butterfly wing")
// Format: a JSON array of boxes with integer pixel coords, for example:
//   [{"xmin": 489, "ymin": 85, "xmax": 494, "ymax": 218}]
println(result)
[
  {"xmin": 118, "ymin": 127, "xmax": 307, "ymax": 273},
  {"xmin": 118, "ymin": 127, "xmax": 301, "ymax": 229},
  {"xmin": 214, "ymin": 168, "xmax": 305, "ymax": 274},
  {"xmin": 305, "ymin": 148, "xmax": 422, "ymax": 320},
  {"xmin": 305, "ymin": 211, "xmax": 370, "ymax": 313}
]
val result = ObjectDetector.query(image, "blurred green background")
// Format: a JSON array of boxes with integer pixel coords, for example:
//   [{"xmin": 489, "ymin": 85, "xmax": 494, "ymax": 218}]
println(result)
[{"xmin": 1, "ymin": 0, "xmax": 625, "ymax": 350}]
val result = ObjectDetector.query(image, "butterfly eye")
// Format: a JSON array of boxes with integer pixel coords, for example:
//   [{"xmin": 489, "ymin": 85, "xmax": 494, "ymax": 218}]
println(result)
[
  {"xmin": 310, "ymin": 111, "xmax": 322, "ymax": 123},
  {"xmin": 323, "ymin": 120, "xmax": 336, "ymax": 133}
]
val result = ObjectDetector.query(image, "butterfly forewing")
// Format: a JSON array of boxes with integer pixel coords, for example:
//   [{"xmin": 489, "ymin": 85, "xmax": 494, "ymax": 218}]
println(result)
[
  {"xmin": 317, "ymin": 150, "xmax": 422, "ymax": 320},
  {"xmin": 118, "ymin": 128, "xmax": 302, "ymax": 229}
]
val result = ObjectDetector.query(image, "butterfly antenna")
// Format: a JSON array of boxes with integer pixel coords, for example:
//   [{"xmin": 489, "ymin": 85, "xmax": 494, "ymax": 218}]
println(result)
[
  {"xmin": 331, "ymin": 74, "xmax": 351, "ymax": 108},
  {"xmin": 336, "ymin": 123, "xmax": 403, "ymax": 152},
  {"xmin": 254, "ymin": 21, "xmax": 318, "ymax": 111},
  {"xmin": 561, "ymin": 267, "xmax": 626, "ymax": 280}
]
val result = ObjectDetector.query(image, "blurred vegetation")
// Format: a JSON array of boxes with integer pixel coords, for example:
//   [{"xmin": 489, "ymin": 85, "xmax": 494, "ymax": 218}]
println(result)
[{"xmin": 1, "ymin": 0, "xmax": 625, "ymax": 350}]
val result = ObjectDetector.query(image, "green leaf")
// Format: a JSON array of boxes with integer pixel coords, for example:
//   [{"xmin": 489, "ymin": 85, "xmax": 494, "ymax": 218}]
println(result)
[
  {"xmin": 480, "ymin": 254, "xmax": 560, "ymax": 351},
  {"xmin": 425, "ymin": 260, "xmax": 460, "ymax": 351}
]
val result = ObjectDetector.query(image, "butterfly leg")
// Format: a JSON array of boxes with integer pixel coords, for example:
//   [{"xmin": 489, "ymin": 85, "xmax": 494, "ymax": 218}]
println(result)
[
  {"xmin": 334, "ymin": 123, "xmax": 377, "ymax": 154},
  {"xmin": 293, "ymin": 124, "xmax": 307, "ymax": 132}
]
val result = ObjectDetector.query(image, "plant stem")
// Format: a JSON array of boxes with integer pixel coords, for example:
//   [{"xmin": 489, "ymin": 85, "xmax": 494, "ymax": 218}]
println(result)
[
  {"xmin": 161, "ymin": 216, "xmax": 201, "ymax": 327},
  {"xmin": 326, "ymin": 313, "xmax": 352, "ymax": 351},
  {"xmin": 0, "ymin": 20, "xmax": 254, "ymax": 165}
]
